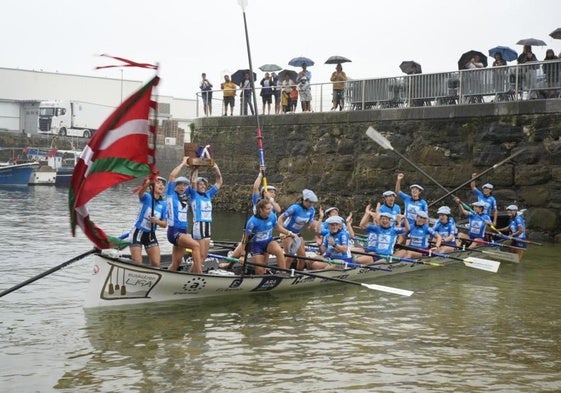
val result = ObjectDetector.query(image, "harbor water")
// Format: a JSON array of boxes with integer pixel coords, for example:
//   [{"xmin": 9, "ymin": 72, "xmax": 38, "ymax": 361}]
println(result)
[{"xmin": 1, "ymin": 186, "xmax": 560, "ymax": 392}]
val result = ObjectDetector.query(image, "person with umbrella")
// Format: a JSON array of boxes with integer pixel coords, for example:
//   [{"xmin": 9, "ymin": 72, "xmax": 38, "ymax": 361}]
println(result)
[
  {"xmin": 492, "ymin": 53, "xmax": 507, "ymax": 67},
  {"xmin": 271, "ymin": 72, "xmax": 281, "ymax": 114},
  {"xmin": 464, "ymin": 54, "xmax": 485, "ymax": 69},
  {"xmin": 260, "ymin": 72, "xmax": 273, "ymax": 115},
  {"xmin": 517, "ymin": 45, "xmax": 537, "ymax": 64},
  {"xmin": 517, "ymin": 45, "xmax": 539, "ymax": 92},
  {"xmin": 280, "ymin": 72, "xmax": 295, "ymax": 113},
  {"xmin": 542, "ymin": 49, "xmax": 560, "ymax": 98},
  {"xmin": 239, "ymin": 71, "xmax": 254, "ymax": 116},
  {"xmin": 297, "ymin": 63, "xmax": 311, "ymax": 83},
  {"xmin": 330, "ymin": 63, "xmax": 347, "ymax": 110}
]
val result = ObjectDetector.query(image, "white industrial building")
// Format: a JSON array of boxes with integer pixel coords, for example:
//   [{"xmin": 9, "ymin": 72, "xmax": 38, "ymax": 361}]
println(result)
[{"xmin": 0, "ymin": 67, "xmax": 196, "ymax": 143}]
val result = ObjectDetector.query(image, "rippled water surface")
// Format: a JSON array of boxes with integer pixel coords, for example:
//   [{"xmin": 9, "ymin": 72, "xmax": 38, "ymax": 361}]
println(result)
[{"xmin": 1, "ymin": 186, "xmax": 560, "ymax": 392}]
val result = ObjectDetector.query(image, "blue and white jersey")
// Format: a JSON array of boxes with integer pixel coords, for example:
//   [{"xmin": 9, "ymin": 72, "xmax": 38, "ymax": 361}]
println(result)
[
  {"xmin": 407, "ymin": 224, "xmax": 438, "ymax": 249},
  {"xmin": 473, "ymin": 188, "xmax": 497, "ymax": 217},
  {"xmin": 466, "ymin": 212, "xmax": 491, "ymax": 239},
  {"xmin": 166, "ymin": 181, "xmax": 189, "ymax": 231},
  {"xmin": 323, "ymin": 229, "xmax": 352, "ymax": 262},
  {"xmin": 188, "ymin": 185, "xmax": 218, "ymax": 223},
  {"xmin": 364, "ymin": 224, "xmax": 405, "ymax": 255},
  {"xmin": 245, "ymin": 213, "xmax": 277, "ymax": 242},
  {"xmin": 509, "ymin": 215, "xmax": 526, "ymax": 239},
  {"xmin": 379, "ymin": 203, "xmax": 401, "ymax": 226},
  {"xmin": 398, "ymin": 191, "xmax": 428, "ymax": 225},
  {"xmin": 432, "ymin": 217, "xmax": 457, "ymax": 245},
  {"xmin": 281, "ymin": 203, "xmax": 315, "ymax": 234},
  {"xmin": 133, "ymin": 192, "xmax": 168, "ymax": 232}
]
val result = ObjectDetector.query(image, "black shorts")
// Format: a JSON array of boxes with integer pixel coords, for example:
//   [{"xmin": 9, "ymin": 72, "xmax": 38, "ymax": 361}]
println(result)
[
  {"xmin": 262, "ymin": 95, "xmax": 272, "ymax": 104},
  {"xmin": 130, "ymin": 228, "xmax": 159, "ymax": 249},
  {"xmin": 224, "ymin": 96, "xmax": 235, "ymax": 107}
]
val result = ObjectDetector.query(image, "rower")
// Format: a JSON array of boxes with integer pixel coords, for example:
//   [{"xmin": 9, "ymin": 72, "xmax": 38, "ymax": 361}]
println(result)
[
  {"xmin": 497, "ymin": 205, "xmax": 527, "ymax": 259},
  {"xmin": 455, "ymin": 198, "xmax": 493, "ymax": 247}
]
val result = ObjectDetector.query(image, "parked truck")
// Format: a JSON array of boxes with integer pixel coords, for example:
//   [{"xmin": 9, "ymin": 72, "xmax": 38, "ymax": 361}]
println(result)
[{"xmin": 37, "ymin": 100, "xmax": 114, "ymax": 138}]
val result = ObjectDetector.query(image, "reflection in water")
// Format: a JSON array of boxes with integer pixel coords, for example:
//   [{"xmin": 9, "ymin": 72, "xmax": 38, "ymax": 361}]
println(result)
[{"xmin": 1, "ymin": 187, "xmax": 561, "ymax": 392}]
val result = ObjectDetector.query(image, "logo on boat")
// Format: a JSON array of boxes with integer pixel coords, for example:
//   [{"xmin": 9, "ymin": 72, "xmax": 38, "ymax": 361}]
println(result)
[
  {"xmin": 251, "ymin": 276, "xmax": 283, "ymax": 292},
  {"xmin": 181, "ymin": 277, "xmax": 207, "ymax": 293},
  {"xmin": 101, "ymin": 263, "xmax": 162, "ymax": 300}
]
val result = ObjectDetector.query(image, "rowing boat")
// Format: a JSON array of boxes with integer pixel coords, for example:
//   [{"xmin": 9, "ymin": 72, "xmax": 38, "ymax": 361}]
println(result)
[{"xmin": 83, "ymin": 245, "xmax": 493, "ymax": 309}]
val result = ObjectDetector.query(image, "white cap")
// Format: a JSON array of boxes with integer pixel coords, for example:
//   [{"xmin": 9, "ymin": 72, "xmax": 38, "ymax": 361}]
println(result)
[
  {"xmin": 325, "ymin": 216, "xmax": 343, "ymax": 224},
  {"xmin": 506, "ymin": 204, "xmax": 518, "ymax": 211},
  {"xmin": 175, "ymin": 176, "xmax": 189, "ymax": 184},
  {"xmin": 410, "ymin": 184, "xmax": 424, "ymax": 191},
  {"xmin": 482, "ymin": 183, "xmax": 494, "ymax": 190},
  {"xmin": 156, "ymin": 176, "xmax": 167, "ymax": 184},
  {"xmin": 416, "ymin": 210, "xmax": 428, "ymax": 218},
  {"xmin": 472, "ymin": 201, "xmax": 486, "ymax": 207},
  {"xmin": 260, "ymin": 185, "xmax": 277, "ymax": 193},
  {"xmin": 379, "ymin": 212, "xmax": 393, "ymax": 219},
  {"xmin": 383, "ymin": 190, "xmax": 396, "ymax": 197},
  {"xmin": 302, "ymin": 189, "xmax": 318, "ymax": 202},
  {"xmin": 437, "ymin": 206, "xmax": 451, "ymax": 215},
  {"xmin": 324, "ymin": 207, "xmax": 339, "ymax": 215},
  {"xmin": 195, "ymin": 177, "xmax": 209, "ymax": 184}
]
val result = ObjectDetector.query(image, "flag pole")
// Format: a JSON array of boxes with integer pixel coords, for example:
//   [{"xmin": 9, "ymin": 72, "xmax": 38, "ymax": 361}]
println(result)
[
  {"xmin": 238, "ymin": 0, "xmax": 267, "ymax": 189},
  {"xmin": 150, "ymin": 63, "xmax": 160, "ymax": 233}
]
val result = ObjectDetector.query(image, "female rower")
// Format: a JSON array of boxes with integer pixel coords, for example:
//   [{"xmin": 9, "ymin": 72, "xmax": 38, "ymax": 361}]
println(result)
[
  {"xmin": 245, "ymin": 198, "xmax": 296, "ymax": 275},
  {"xmin": 431, "ymin": 206, "xmax": 458, "ymax": 253},
  {"xmin": 471, "ymin": 174, "xmax": 498, "ymax": 226},
  {"xmin": 397, "ymin": 210, "xmax": 442, "ymax": 259},
  {"xmin": 455, "ymin": 198, "xmax": 492, "ymax": 247},
  {"xmin": 395, "ymin": 173, "xmax": 428, "ymax": 226},
  {"xmin": 166, "ymin": 157, "xmax": 202, "ymax": 273},
  {"xmin": 279, "ymin": 189, "xmax": 319, "ymax": 269},
  {"xmin": 498, "ymin": 204, "xmax": 527, "ymax": 258},
  {"xmin": 129, "ymin": 176, "xmax": 168, "ymax": 267},
  {"xmin": 309, "ymin": 215, "xmax": 352, "ymax": 270}
]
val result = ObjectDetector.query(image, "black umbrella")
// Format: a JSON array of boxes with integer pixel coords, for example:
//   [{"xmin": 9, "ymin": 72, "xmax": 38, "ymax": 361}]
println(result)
[
  {"xmin": 399, "ymin": 60, "xmax": 422, "ymax": 74},
  {"xmin": 458, "ymin": 50, "xmax": 488, "ymax": 70},
  {"xmin": 325, "ymin": 55, "xmax": 352, "ymax": 64},
  {"xmin": 550, "ymin": 28, "xmax": 561, "ymax": 40},
  {"xmin": 516, "ymin": 38, "xmax": 547, "ymax": 46},
  {"xmin": 278, "ymin": 69, "xmax": 298, "ymax": 82},
  {"xmin": 231, "ymin": 69, "xmax": 256, "ymax": 86}
]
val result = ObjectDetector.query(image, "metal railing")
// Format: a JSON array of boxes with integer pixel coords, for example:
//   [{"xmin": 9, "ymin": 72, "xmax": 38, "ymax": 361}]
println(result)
[{"xmin": 195, "ymin": 60, "xmax": 561, "ymax": 117}]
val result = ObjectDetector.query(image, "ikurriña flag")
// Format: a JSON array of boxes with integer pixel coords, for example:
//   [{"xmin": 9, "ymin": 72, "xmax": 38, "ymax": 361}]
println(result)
[{"xmin": 70, "ymin": 76, "xmax": 160, "ymax": 249}]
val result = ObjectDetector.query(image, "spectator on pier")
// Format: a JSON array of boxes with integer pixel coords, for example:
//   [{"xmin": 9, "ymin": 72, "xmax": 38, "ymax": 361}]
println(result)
[
  {"xmin": 271, "ymin": 72, "xmax": 281, "ymax": 114},
  {"xmin": 220, "ymin": 75, "xmax": 237, "ymax": 116},
  {"xmin": 297, "ymin": 76, "xmax": 312, "ymax": 112},
  {"xmin": 260, "ymin": 72, "xmax": 273, "ymax": 115},
  {"xmin": 240, "ymin": 72, "xmax": 254, "ymax": 116},
  {"xmin": 330, "ymin": 63, "xmax": 347, "ymax": 111},
  {"xmin": 200, "ymin": 73, "xmax": 213, "ymax": 116},
  {"xmin": 542, "ymin": 49, "xmax": 560, "ymax": 98},
  {"xmin": 492, "ymin": 53, "xmax": 507, "ymax": 67}
]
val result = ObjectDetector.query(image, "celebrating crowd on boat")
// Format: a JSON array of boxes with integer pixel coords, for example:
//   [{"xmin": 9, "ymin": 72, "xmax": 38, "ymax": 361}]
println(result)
[{"xmin": 128, "ymin": 154, "xmax": 528, "ymax": 275}]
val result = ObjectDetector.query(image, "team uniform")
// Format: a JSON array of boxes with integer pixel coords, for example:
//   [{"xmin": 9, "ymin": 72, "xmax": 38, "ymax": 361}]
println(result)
[
  {"xmin": 432, "ymin": 217, "xmax": 458, "ymax": 246},
  {"xmin": 407, "ymin": 223, "xmax": 438, "ymax": 249},
  {"xmin": 165, "ymin": 181, "xmax": 190, "ymax": 245},
  {"xmin": 188, "ymin": 184, "xmax": 219, "ymax": 240},
  {"xmin": 322, "ymin": 229, "xmax": 352, "ymax": 262},
  {"xmin": 379, "ymin": 203, "xmax": 401, "ymax": 226},
  {"xmin": 398, "ymin": 191, "xmax": 428, "ymax": 226},
  {"xmin": 281, "ymin": 203, "xmax": 315, "ymax": 235},
  {"xmin": 466, "ymin": 212, "xmax": 491, "ymax": 239},
  {"xmin": 245, "ymin": 213, "xmax": 278, "ymax": 255},
  {"xmin": 473, "ymin": 188, "xmax": 497, "ymax": 217},
  {"xmin": 130, "ymin": 192, "xmax": 168, "ymax": 249},
  {"xmin": 363, "ymin": 224, "xmax": 406, "ymax": 255},
  {"xmin": 508, "ymin": 215, "xmax": 527, "ymax": 249}
]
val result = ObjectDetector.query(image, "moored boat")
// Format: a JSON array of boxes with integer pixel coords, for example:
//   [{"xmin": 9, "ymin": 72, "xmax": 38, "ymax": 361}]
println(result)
[
  {"xmin": 0, "ymin": 162, "xmax": 38, "ymax": 186},
  {"xmin": 84, "ymin": 246, "xmax": 493, "ymax": 309}
]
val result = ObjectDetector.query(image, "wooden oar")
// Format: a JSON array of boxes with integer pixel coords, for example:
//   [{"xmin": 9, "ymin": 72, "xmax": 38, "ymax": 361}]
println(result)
[
  {"xmin": 283, "ymin": 253, "xmax": 392, "ymax": 272},
  {"xmin": 486, "ymin": 232, "xmax": 542, "ymax": 246},
  {"xmin": 349, "ymin": 249, "xmax": 446, "ymax": 267},
  {"xmin": 208, "ymin": 253, "xmax": 412, "ymax": 296},
  {"xmin": 431, "ymin": 241, "xmax": 520, "ymax": 263},
  {"xmin": 244, "ymin": 260, "xmax": 414, "ymax": 297},
  {"xmin": 396, "ymin": 244, "xmax": 500, "ymax": 273},
  {"xmin": 0, "ymin": 249, "xmax": 98, "ymax": 298}
]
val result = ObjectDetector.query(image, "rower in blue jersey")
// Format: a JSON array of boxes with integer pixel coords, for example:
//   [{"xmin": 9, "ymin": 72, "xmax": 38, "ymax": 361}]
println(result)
[
  {"xmin": 129, "ymin": 176, "xmax": 168, "ymax": 267},
  {"xmin": 315, "ymin": 206, "xmax": 354, "ymax": 246},
  {"xmin": 165, "ymin": 157, "xmax": 202, "ymax": 273},
  {"xmin": 498, "ymin": 204, "xmax": 527, "ymax": 258},
  {"xmin": 309, "ymin": 216, "xmax": 352, "ymax": 270},
  {"xmin": 188, "ymin": 162, "xmax": 223, "ymax": 261},
  {"xmin": 379, "ymin": 190, "xmax": 401, "ymax": 226},
  {"xmin": 395, "ymin": 172, "xmax": 428, "ymax": 226},
  {"xmin": 455, "ymin": 199, "xmax": 492, "ymax": 247},
  {"xmin": 471, "ymin": 173, "xmax": 498, "ymax": 226},
  {"xmin": 280, "ymin": 189, "xmax": 319, "ymax": 269},
  {"xmin": 431, "ymin": 206, "xmax": 458, "ymax": 253},
  {"xmin": 355, "ymin": 208, "xmax": 409, "ymax": 264},
  {"xmin": 397, "ymin": 210, "xmax": 442, "ymax": 259},
  {"xmin": 245, "ymin": 198, "xmax": 296, "ymax": 275}
]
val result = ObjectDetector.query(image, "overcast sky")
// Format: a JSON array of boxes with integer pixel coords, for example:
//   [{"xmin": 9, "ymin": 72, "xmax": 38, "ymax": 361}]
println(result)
[{"xmin": 3, "ymin": 0, "xmax": 561, "ymax": 99}]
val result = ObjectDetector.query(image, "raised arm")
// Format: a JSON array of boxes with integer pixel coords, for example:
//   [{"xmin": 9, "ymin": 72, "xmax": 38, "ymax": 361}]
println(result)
[
  {"xmin": 169, "ymin": 156, "xmax": 189, "ymax": 182},
  {"xmin": 395, "ymin": 173, "xmax": 404, "ymax": 195},
  {"xmin": 213, "ymin": 162, "xmax": 223, "ymax": 188},
  {"xmin": 345, "ymin": 212, "xmax": 355, "ymax": 238},
  {"xmin": 470, "ymin": 172, "xmax": 477, "ymax": 191},
  {"xmin": 359, "ymin": 204, "xmax": 374, "ymax": 229},
  {"xmin": 252, "ymin": 167, "xmax": 265, "ymax": 194}
]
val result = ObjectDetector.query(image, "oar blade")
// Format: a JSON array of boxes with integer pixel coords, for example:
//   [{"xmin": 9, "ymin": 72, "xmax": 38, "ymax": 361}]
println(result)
[
  {"xmin": 361, "ymin": 282, "xmax": 414, "ymax": 297},
  {"xmin": 366, "ymin": 126, "xmax": 394, "ymax": 150},
  {"xmin": 482, "ymin": 249, "xmax": 520, "ymax": 264},
  {"xmin": 463, "ymin": 257, "xmax": 500, "ymax": 273}
]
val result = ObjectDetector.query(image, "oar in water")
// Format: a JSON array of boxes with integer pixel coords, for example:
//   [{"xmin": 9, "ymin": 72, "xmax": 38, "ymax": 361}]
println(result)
[
  {"xmin": 431, "ymin": 241, "xmax": 520, "ymax": 264},
  {"xmin": 486, "ymin": 232, "xmax": 542, "ymax": 246},
  {"xmin": 0, "ymin": 249, "xmax": 98, "ymax": 298},
  {"xmin": 396, "ymin": 244, "xmax": 500, "ymax": 273},
  {"xmin": 208, "ymin": 253, "xmax": 413, "ymax": 296}
]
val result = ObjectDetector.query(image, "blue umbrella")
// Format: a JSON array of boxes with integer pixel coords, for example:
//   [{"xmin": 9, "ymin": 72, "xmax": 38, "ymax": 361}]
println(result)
[
  {"xmin": 288, "ymin": 56, "xmax": 314, "ymax": 67},
  {"xmin": 488, "ymin": 46, "xmax": 518, "ymax": 62}
]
